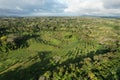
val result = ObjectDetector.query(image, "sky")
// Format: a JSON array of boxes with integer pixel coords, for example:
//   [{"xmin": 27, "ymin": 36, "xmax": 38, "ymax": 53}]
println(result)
[{"xmin": 0, "ymin": 0, "xmax": 120, "ymax": 16}]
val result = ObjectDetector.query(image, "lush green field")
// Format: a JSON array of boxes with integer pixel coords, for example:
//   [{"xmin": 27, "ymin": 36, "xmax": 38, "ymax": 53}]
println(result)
[{"xmin": 0, "ymin": 17, "xmax": 120, "ymax": 80}]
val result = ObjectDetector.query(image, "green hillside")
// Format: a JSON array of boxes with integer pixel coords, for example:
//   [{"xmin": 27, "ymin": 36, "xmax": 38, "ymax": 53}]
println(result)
[{"xmin": 0, "ymin": 17, "xmax": 120, "ymax": 80}]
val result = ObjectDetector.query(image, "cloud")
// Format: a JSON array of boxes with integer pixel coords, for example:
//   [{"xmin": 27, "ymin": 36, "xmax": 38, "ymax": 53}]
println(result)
[
  {"xmin": 64, "ymin": 0, "xmax": 103, "ymax": 13},
  {"xmin": 0, "ymin": 0, "xmax": 44, "ymax": 16},
  {"xmin": 0, "ymin": 0, "xmax": 120, "ymax": 16},
  {"xmin": 0, "ymin": 0, "xmax": 44, "ymax": 9},
  {"xmin": 0, "ymin": 0, "xmax": 66, "ymax": 16},
  {"xmin": 102, "ymin": 0, "xmax": 120, "ymax": 9},
  {"xmin": 63, "ymin": 0, "xmax": 120, "ymax": 16},
  {"xmin": 34, "ymin": 0, "xmax": 66, "ymax": 13}
]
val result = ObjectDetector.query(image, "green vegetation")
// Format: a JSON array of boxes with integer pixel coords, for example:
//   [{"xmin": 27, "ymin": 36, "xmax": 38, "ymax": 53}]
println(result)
[{"xmin": 0, "ymin": 17, "xmax": 120, "ymax": 80}]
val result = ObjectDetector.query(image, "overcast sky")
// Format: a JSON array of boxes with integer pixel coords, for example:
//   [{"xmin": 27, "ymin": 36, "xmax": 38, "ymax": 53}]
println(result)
[{"xmin": 0, "ymin": 0, "xmax": 120, "ymax": 16}]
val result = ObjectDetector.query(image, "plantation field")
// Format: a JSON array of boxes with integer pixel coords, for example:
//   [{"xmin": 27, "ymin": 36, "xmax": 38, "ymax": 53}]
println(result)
[{"xmin": 0, "ymin": 17, "xmax": 120, "ymax": 80}]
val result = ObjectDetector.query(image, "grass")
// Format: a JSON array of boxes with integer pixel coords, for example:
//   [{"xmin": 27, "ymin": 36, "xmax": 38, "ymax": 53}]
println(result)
[{"xmin": 0, "ymin": 17, "xmax": 120, "ymax": 80}]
